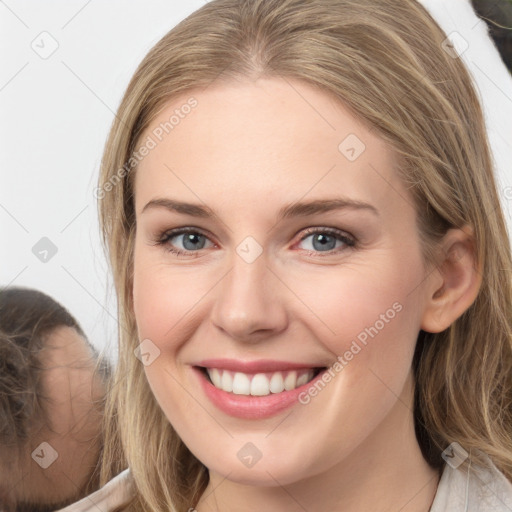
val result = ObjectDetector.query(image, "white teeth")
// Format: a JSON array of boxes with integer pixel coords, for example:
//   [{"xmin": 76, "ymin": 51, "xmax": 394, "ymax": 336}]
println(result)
[
  {"xmin": 209, "ymin": 368, "xmax": 222, "ymax": 388},
  {"xmin": 221, "ymin": 371, "xmax": 233, "ymax": 392},
  {"xmin": 269, "ymin": 372, "xmax": 285, "ymax": 393},
  {"xmin": 205, "ymin": 368, "xmax": 317, "ymax": 396},
  {"xmin": 251, "ymin": 373, "xmax": 271, "ymax": 396},
  {"xmin": 284, "ymin": 371, "xmax": 297, "ymax": 390},
  {"xmin": 296, "ymin": 373, "xmax": 309, "ymax": 387},
  {"xmin": 232, "ymin": 372, "xmax": 251, "ymax": 395}
]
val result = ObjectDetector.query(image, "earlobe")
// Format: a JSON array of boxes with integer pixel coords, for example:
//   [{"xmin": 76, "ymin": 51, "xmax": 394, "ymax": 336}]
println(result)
[{"xmin": 421, "ymin": 227, "xmax": 482, "ymax": 333}]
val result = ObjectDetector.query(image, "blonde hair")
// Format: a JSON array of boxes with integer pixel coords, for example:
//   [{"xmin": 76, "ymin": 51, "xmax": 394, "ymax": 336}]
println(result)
[{"xmin": 98, "ymin": 0, "xmax": 512, "ymax": 510}]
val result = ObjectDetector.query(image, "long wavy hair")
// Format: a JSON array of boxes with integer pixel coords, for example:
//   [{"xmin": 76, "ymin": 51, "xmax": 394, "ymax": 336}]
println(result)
[{"xmin": 97, "ymin": 1, "xmax": 512, "ymax": 510}]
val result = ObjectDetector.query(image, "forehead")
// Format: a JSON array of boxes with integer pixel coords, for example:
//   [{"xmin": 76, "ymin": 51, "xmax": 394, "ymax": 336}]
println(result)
[{"xmin": 134, "ymin": 77, "xmax": 405, "ymax": 217}]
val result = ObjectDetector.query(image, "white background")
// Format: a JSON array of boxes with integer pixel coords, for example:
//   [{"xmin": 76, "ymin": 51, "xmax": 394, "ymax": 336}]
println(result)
[{"xmin": 1, "ymin": 0, "xmax": 511, "ymax": 358}]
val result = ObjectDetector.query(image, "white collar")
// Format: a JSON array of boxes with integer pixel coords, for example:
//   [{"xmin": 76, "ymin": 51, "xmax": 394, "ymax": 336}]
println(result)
[
  {"xmin": 54, "ymin": 468, "xmax": 134, "ymax": 512},
  {"xmin": 431, "ymin": 452, "xmax": 512, "ymax": 511}
]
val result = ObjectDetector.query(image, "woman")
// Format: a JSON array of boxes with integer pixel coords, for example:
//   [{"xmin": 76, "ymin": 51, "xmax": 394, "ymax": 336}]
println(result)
[{"xmin": 66, "ymin": 0, "xmax": 512, "ymax": 510}]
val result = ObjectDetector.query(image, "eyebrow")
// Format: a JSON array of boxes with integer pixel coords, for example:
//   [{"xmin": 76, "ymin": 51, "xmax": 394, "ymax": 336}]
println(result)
[{"xmin": 141, "ymin": 197, "xmax": 379, "ymax": 220}]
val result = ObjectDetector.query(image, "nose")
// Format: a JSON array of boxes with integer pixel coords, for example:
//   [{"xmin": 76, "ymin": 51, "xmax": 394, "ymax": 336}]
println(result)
[{"xmin": 210, "ymin": 248, "xmax": 288, "ymax": 343}]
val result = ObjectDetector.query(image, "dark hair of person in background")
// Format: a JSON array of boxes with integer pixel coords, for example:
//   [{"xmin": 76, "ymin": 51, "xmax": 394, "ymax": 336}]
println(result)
[
  {"xmin": 472, "ymin": 0, "xmax": 512, "ymax": 73},
  {"xmin": 0, "ymin": 287, "xmax": 110, "ymax": 512}
]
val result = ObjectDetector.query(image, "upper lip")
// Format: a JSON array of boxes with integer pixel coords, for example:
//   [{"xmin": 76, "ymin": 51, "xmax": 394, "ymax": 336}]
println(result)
[{"xmin": 195, "ymin": 358, "xmax": 326, "ymax": 373}]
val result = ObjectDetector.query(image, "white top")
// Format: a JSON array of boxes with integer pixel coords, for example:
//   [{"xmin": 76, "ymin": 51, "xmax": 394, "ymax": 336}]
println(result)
[
  {"xmin": 55, "ymin": 469, "xmax": 135, "ymax": 512},
  {"xmin": 55, "ymin": 454, "xmax": 512, "ymax": 512}
]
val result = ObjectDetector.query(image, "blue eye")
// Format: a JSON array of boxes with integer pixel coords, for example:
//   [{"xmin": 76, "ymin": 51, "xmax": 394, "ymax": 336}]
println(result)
[
  {"xmin": 296, "ymin": 228, "xmax": 355, "ymax": 255},
  {"xmin": 156, "ymin": 226, "xmax": 355, "ymax": 258},
  {"xmin": 158, "ymin": 228, "xmax": 214, "ymax": 257}
]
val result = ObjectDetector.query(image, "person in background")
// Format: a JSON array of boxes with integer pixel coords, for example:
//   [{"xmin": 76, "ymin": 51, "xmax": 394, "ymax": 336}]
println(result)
[
  {"xmin": 472, "ymin": 0, "xmax": 512, "ymax": 73},
  {"xmin": 0, "ymin": 287, "xmax": 110, "ymax": 512}
]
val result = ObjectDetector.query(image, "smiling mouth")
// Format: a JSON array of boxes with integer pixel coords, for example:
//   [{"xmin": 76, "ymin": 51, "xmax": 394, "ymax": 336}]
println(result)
[{"xmin": 197, "ymin": 367, "xmax": 326, "ymax": 396}]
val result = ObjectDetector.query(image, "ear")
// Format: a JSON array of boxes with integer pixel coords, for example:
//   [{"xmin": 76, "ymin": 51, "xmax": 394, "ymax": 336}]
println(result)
[{"xmin": 421, "ymin": 227, "xmax": 482, "ymax": 333}]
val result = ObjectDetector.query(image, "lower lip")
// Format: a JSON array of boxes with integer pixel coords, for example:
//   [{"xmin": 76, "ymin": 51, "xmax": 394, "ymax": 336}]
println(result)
[{"xmin": 193, "ymin": 366, "xmax": 326, "ymax": 419}]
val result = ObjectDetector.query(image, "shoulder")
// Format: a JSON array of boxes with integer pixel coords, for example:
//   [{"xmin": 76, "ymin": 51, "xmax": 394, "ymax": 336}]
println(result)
[{"xmin": 431, "ymin": 452, "xmax": 512, "ymax": 512}]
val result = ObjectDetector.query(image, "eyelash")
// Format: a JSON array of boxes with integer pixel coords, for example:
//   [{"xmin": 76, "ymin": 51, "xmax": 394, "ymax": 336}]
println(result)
[{"xmin": 154, "ymin": 226, "xmax": 356, "ymax": 258}]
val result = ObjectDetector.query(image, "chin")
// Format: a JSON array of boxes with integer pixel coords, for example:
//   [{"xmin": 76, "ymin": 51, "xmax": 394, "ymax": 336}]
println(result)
[
  {"xmin": 211, "ymin": 463, "xmax": 308, "ymax": 487},
  {"xmin": 195, "ymin": 443, "xmax": 325, "ymax": 488}
]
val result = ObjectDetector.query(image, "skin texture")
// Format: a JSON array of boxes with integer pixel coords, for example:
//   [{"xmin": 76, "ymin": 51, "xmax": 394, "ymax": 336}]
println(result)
[
  {"xmin": 132, "ymin": 77, "xmax": 480, "ymax": 512},
  {"xmin": 0, "ymin": 327, "xmax": 104, "ymax": 511}
]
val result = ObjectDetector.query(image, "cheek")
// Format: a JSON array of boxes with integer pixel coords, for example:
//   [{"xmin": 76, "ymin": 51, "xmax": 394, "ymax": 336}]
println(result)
[
  {"xmin": 288, "ymin": 254, "xmax": 424, "ymax": 389},
  {"xmin": 132, "ymin": 248, "xmax": 208, "ymax": 344},
  {"xmin": 132, "ymin": 251, "xmax": 205, "ymax": 421},
  {"xmin": 296, "ymin": 255, "xmax": 421, "ymax": 333}
]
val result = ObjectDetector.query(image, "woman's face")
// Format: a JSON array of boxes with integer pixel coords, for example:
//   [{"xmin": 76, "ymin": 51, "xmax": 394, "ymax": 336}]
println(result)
[{"xmin": 132, "ymin": 77, "xmax": 435, "ymax": 485}]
